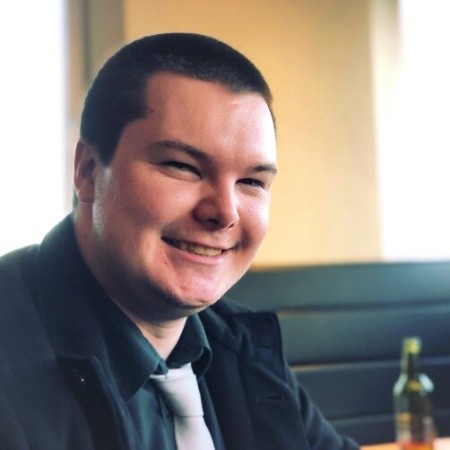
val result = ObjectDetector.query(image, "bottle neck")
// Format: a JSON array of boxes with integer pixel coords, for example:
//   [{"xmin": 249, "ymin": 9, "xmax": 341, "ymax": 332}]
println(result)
[{"xmin": 401, "ymin": 349, "xmax": 420, "ymax": 378}]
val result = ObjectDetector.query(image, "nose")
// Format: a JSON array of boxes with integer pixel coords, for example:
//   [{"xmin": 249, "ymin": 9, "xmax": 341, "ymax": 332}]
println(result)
[{"xmin": 193, "ymin": 182, "xmax": 239, "ymax": 230}]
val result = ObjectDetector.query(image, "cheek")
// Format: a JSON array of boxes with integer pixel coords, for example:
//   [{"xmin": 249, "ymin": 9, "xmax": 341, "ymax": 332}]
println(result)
[
  {"xmin": 242, "ymin": 201, "xmax": 270, "ymax": 245},
  {"xmin": 123, "ymin": 177, "xmax": 197, "ymax": 225}
]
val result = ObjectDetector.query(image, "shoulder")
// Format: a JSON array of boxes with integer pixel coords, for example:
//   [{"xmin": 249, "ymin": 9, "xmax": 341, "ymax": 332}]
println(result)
[
  {"xmin": 0, "ymin": 245, "xmax": 39, "ymax": 299},
  {"xmin": 200, "ymin": 297, "xmax": 286, "ymax": 377},
  {"xmin": 0, "ymin": 244, "xmax": 56, "ymax": 380},
  {"xmin": 0, "ymin": 245, "xmax": 40, "ymax": 336},
  {"xmin": 201, "ymin": 296, "xmax": 281, "ymax": 341}
]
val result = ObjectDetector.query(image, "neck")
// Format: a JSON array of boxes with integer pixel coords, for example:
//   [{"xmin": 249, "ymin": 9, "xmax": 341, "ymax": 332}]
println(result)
[{"xmin": 118, "ymin": 304, "xmax": 188, "ymax": 359}]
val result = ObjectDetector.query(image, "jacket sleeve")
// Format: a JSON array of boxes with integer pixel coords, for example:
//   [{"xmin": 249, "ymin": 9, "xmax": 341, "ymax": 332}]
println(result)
[{"xmin": 285, "ymin": 364, "xmax": 361, "ymax": 450}]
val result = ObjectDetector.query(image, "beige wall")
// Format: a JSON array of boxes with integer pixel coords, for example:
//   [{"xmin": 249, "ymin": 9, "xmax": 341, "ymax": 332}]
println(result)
[{"xmin": 76, "ymin": 0, "xmax": 394, "ymax": 267}]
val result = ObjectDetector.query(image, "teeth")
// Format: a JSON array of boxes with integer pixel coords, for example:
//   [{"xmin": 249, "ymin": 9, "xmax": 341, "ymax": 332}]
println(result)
[{"xmin": 172, "ymin": 240, "xmax": 223, "ymax": 256}]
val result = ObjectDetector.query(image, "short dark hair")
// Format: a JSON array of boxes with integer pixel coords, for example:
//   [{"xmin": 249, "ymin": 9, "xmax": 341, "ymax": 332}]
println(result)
[{"xmin": 80, "ymin": 32, "xmax": 273, "ymax": 164}]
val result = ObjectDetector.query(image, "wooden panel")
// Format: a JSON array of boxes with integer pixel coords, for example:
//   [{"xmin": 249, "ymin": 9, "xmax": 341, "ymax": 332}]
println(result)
[
  {"xmin": 279, "ymin": 305, "xmax": 450, "ymax": 363},
  {"xmin": 227, "ymin": 261, "xmax": 450, "ymax": 310}
]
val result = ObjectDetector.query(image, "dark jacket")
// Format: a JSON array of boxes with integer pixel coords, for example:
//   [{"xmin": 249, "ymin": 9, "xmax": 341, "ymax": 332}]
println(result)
[{"xmin": 0, "ymin": 216, "xmax": 359, "ymax": 450}]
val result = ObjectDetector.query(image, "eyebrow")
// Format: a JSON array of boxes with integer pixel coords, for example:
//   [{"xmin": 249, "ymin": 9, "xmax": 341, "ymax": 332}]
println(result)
[
  {"xmin": 150, "ymin": 139, "xmax": 278, "ymax": 175},
  {"xmin": 151, "ymin": 139, "xmax": 208, "ymax": 160}
]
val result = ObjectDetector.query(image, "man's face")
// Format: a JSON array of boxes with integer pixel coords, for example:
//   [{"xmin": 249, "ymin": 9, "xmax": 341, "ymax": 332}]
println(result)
[{"xmin": 76, "ymin": 71, "xmax": 276, "ymax": 317}]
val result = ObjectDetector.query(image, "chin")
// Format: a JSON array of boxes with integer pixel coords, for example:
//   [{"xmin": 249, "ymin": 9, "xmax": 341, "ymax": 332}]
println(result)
[
  {"xmin": 169, "ymin": 280, "xmax": 227, "ymax": 307},
  {"xmin": 158, "ymin": 284, "xmax": 216, "ymax": 306},
  {"xmin": 179, "ymin": 293, "xmax": 220, "ymax": 309},
  {"xmin": 158, "ymin": 295, "xmax": 215, "ymax": 320}
]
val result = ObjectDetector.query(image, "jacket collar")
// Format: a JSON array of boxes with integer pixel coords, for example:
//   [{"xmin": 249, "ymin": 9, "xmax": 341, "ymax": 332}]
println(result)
[{"xmin": 200, "ymin": 297, "xmax": 286, "ymax": 379}]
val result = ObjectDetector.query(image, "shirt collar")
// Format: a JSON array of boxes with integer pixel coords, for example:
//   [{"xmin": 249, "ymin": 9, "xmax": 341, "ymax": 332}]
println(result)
[
  {"xmin": 167, "ymin": 314, "xmax": 212, "ymax": 378},
  {"xmin": 93, "ymin": 284, "xmax": 212, "ymax": 402}
]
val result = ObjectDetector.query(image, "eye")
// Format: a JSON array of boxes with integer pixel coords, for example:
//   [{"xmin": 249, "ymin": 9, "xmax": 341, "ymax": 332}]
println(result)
[
  {"xmin": 238, "ymin": 178, "xmax": 266, "ymax": 189},
  {"xmin": 161, "ymin": 161, "xmax": 201, "ymax": 177}
]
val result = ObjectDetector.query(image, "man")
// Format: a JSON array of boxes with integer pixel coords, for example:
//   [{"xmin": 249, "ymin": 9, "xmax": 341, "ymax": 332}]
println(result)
[{"xmin": 0, "ymin": 33, "xmax": 359, "ymax": 449}]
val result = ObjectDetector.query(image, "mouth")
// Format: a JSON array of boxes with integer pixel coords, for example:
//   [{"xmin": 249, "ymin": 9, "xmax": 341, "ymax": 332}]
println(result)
[{"xmin": 163, "ymin": 238, "xmax": 226, "ymax": 257}]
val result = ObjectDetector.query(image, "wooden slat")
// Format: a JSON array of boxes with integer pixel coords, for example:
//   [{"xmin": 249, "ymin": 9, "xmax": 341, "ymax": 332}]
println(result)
[
  {"xmin": 227, "ymin": 261, "xmax": 450, "ymax": 310},
  {"xmin": 293, "ymin": 357, "xmax": 450, "ymax": 419},
  {"xmin": 279, "ymin": 306, "xmax": 450, "ymax": 363}
]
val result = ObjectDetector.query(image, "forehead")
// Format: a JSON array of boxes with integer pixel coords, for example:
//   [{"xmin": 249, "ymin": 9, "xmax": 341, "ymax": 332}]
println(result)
[
  {"xmin": 144, "ymin": 71, "xmax": 270, "ymax": 114},
  {"xmin": 140, "ymin": 71, "xmax": 276, "ymax": 157}
]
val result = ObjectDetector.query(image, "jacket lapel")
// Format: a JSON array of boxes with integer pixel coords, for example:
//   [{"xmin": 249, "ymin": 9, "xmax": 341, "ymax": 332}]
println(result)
[
  {"xmin": 57, "ymin": 353, "xmax": 134, "ymax": 450},
  {"xmin": 201, "ymin": 306, "xmax": 310, "ymax": 450}
]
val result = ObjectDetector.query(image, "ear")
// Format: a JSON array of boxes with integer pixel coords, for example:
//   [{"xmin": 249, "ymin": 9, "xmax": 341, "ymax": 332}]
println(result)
[{"xmin": 74, "ymin": 139, "xmax": 99, "ymax": 203}]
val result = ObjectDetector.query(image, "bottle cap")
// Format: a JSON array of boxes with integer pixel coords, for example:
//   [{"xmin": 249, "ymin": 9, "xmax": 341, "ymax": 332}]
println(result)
[{"xmin": 402, "ymin": 336, "xmax": 422, "ymax": 354}]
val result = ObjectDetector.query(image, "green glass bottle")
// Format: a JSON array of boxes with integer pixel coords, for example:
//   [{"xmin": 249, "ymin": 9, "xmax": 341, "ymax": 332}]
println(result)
[{"xmin": 393, "ymin": 336, "xmax": 436, "ymax": 450}]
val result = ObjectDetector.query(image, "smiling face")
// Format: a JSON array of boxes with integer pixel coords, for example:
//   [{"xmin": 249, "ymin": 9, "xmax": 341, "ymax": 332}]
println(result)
[{"xmin": 74, "ymin": 71, "xmax": 277, "ymax": 321}]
